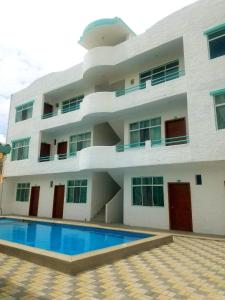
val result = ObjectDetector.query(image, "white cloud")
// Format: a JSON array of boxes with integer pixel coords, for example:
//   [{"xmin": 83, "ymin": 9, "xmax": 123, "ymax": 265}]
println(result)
[
  {"xmin": 0, "ymin": 134, "xmax": 6, "ymax": 144},
  {"xmin": 0, "ymin": 0, "xmax": 197, "ymax": 139}
]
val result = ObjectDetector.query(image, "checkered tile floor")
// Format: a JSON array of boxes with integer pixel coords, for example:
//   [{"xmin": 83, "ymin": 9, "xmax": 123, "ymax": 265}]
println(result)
[{"xmin": 0, "ymin": 236, "xmax": 224, "ymax": 299}]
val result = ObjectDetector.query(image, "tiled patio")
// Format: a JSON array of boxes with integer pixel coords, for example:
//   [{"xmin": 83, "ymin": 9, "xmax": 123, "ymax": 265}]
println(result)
[{"xmin": 0, "ymin": 236, "xmax": 224, "ymax": 300}]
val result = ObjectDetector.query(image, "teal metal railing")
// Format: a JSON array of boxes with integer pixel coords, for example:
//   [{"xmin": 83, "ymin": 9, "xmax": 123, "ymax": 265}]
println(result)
[
  {"xmin": 115, "ymin": 69, "xmax": 185, "ymax": 97},
  {"xmin": 61, "ymin": 103, "xmax": 80, "ymax": 114},
  {"xmin": 42, "ymin": 111, "xmax": 58, "ymax": 119},
  {"xmin": 116, "ymin": 135, "xmax": 189, "ymax": 152},
  {"xmin": 39, "ymin": 156, "xmax": 55, "ymax": 162}
]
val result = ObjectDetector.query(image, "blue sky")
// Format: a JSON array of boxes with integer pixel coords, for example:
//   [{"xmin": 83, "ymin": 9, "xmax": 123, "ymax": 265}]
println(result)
[{"xmin": 0, "ymin": 0, "xmax": 196, "ymax": 143}]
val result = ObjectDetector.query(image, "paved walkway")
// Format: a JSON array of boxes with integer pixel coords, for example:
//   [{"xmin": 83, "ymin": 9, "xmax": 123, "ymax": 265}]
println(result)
[{"xmin": 0, "ymin": 236, "xmax": 224, "ymax": 300}]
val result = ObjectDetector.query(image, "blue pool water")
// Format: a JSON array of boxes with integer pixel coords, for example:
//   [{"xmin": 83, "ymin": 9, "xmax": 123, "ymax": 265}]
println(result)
[{"xmin": 0, "ymin": 218, "xmax": 151, "ymax": 255}]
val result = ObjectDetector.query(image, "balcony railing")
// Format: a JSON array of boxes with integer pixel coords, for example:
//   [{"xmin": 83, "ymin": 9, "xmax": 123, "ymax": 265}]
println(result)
[
  {"xmin": 116, "ymin": 135, "xmax": 189, "ymax": 152},
  {"xmin": 39, "ymin": 152, "xmax": 77, "ymax": 162},
  {"xmin": 41, "ymin": 103, "xmax": 81, "ymax": 119},
  {"xmin": 115, "ymin": 69, "xmax": 185, "ymax": 97}
]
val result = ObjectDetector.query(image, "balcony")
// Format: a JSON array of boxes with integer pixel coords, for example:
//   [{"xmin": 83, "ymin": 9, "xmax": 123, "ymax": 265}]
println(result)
[{"xmin": 115, "ymin": 69, "xmax": 185, "ymax": 97}]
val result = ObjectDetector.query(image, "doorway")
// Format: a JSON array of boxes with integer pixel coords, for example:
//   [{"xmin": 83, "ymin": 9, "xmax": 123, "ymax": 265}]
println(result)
[
  {"xmin": 57, "ymin": 142, "xmax": 67, "ymax": 159},
  {"xmin": 165, "ymin": 118, "xmax": 187, "ymax": 145},
  {"xmin": 52, "ymin": 185, "xmax": 65, "ymax": 218},
  {"xmin": 168, "ymin": 183, "xmax": 193, "ymax": 231},
  {"xmin": 29, "ymin": 186, "xmax": 40, "ymax": 217}
]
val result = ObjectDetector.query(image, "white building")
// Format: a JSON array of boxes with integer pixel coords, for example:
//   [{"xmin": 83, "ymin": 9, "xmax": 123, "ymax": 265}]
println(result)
[{"xmin": 2, "ymin": 0, "xmax": 225, "ymax": 235}]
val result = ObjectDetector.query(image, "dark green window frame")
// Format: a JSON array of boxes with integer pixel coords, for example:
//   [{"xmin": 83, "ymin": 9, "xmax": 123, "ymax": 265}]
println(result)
[
  {"xmin": 11, "ymin": 138, "xmax": 30, "ymax": 161},
  {"xmin": 213, "ymin": 91, "xmax": 225, "ymax": 130},
  {"xmin": 139, "ymin": 60, "xmax": 179, "ymax": 87},
  {"xmin": 67, "ymin": 180, "xmax": 88, "ymax": 203},
  {"xmin": 130, "ymin": 117, "xmax": 161, "ymax": 147},
  {"xmin": 62, "ymin": 95, "xmax": 84, "ymax": 114},
  {"xmin": 69, "ymin": 132, "xmax": 91, "ymax": 156},
  {"xmin": 204, "ymin": 24, "xmax": 225, "ymax": 60},
  {"xmin": 15, "ymin": 101, "xmax": 34, "ymax": 122},
  {"xmin": 132, "ymin": 177, "xmax": 164, "ymax": 207},
  {"xmin": 16, "ymin": 183, "xmax": 30, "ymax": 202}
]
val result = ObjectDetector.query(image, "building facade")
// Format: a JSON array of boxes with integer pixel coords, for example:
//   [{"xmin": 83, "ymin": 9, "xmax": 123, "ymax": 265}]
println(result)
[{"xmin": 2, "ymin": 0, "xmax": 225, "ymax": 235}]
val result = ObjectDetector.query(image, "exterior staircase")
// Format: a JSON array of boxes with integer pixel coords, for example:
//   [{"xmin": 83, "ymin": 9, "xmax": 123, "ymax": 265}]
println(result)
[{"xmin": 92, "ymin": 207, "xmax": 105, "ymax": 223}]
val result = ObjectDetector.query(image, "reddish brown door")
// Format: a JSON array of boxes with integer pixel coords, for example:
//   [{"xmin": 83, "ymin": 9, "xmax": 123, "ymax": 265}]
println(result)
[
  {"xmin": 40, "ymin": 143, "xmax": 51, "ymax": 162},
  {"xmin": 52, "ymin": 185, "xmax": 65, "ymax": 218},
  {"xmin": 29, "ymin": 186, "xmax": 40, "ymax": 217},
  {"xmin": 168, "ymin": 183, "xmax": 193, "ymax": 231},
  {"xmin": 43, "ymin": 103, "xmax": 53, "ymax": 115},
  {"xmin": 165, "ymin": 118, "xmax": 187, "ymax": 146},
  {"xmin": 57, "ymin": 142, "xmax": 67, "ymax": 159}
]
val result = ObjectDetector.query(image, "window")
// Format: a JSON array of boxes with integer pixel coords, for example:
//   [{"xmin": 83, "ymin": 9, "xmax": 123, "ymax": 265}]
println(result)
[
  {"xmin": 67, "ymin": 180, "xmax": 88, "ymax": 203},
  {"xmin": 62, "ymin": 95, "xmax": 84, "ymax": 113},
  {"xmin": 130, "ymin": 117, "xmax": 161, "ymax": 147},
  {"xmin": 140, "ymin": 60, "xmax": 179, "ymax": 87},
  {"xmin": 206, "ymin": 26, "xmax": 225, "ymax": 59},
  {"xmin": 11, "ymin": 138, "xmax": 30, "ymax": 161},
  {"xmin": 132, "ymin": 177, "xmax": 164, "ymax": 207},
  {"xmin": 15, "ymin": 101, "xmax": 33, "ymax": 122},
  {"xmin": 214, "ymin": 92, "xmax": 225, "ymax": 129},
  {"xmin": 69, "ymin": 132, "xmax": 91, "ymax": 155},
  {"xmin": 16, "ymin": 183, "xmax": 30, "ymax": 202}
]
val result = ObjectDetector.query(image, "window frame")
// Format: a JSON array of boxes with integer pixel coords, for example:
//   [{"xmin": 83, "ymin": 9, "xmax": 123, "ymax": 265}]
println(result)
[
  {"xmin": 61, "ymin": 95, "xmax": 84, "ymax": 114},
  {"xmin": 131, "ymin": 177, "xmax": 164, "ymax": 207},
  {"xmin": 15, "ymin": 101, "xmax": 34, "ymax": 123},
  {"xmin": 205, "ymin": 23, "xmax": 225, "ymax": 60},
  {"xmin": 66, "ymin": 179, "xmax": 88, "ymax": 204},
  {"xmin": 11, "ymin": 138, "xmax": 30, "ymax": 161},
  {"xmin": 16, "ymin": 183, "xmax": 30, "ymax": 202},
  {"xmin": 129, "ymin": 117, "xmax": 161, "ymax": 146},
  {"xmin": 213, "ymin": 91, "xmax": 225, "ymax": 130},
  {"xmin": 69, "ymin": 132, "xmax": 91, "ymax": 155}
]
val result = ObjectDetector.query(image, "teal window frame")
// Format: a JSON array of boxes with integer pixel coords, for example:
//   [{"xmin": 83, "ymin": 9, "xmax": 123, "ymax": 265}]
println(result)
[
  {"xmin": 132, "ymin": 177, "xmax": 164, "ymax": 207},
  {"xmin": 204, "ymin": 23, "xmax": 225, "ymax": 60},
  {"xmin": 11, "ymin": 138, "xmax": 30, "ymax": 161},
  {"xmin": 129, "ymin": 117, "xmax": 161, "ymax": 147},
  {"xmin": 61, "ymin": 95, "xmax": 84, "ymax": 114},
  {"xmin": 139, "ymin": 60, "xmax": 179, "ymax": 87},
  {"xmin": 16, "ymin": 183, "xmax": 30, "ymax": 202},
  {"xmin": 15, "ymin": 101, "xmax": 34, "ymax": 122},
  {"xmin": 66, "ymin": 180, "xmax": 88, "ymax": 203},
  {"xmin": 213, "ymin": 91, "xmax": 225, "ymax": 130},
  {"xmin": 69, "ymin": 132, "xmax": 91, "ymax": 156}
]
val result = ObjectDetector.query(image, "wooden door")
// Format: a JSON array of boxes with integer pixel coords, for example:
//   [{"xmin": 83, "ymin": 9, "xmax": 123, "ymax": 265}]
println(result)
[
  {"xmin": 29, "ymin": 186, "xmax": 40, "ymax": 217},
  {"xmin": 57, "ymin": 142, "xmax": 67, "ymax": 159},
  {"xmin": 165, "ymin": 118, "xmax": 187, "ymax": 146},
  {"xmin": 168, "ymin": 183, "xmax": 193, "ymax": 231},
  {"xmin": 43, "ymin": 103, "xmax": 53, "ymax": 115},
  {"xmin": 40, "ymin": 143, "xmax": 51, "ymax": 161},
  {"xmin": 52, "ymin": 185, "xmax": 65, "ymax": 218}
]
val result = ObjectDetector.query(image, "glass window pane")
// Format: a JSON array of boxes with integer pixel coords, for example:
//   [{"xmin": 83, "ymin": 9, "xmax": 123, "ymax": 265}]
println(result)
[
  {"xmin": 209, "ymin": 36, "xmax": 225, "ymax": 59},
  {"xmin": 140, "ymin": 128, "xmax": 149, "ymax": 142},
  {"xmin": 81, "ymin": 180, "xmax": 88, "ymax": 186},
  {"xmin": 153, "ymin": 177, "xmax": 163, "ymax": 185},
  {"xmin": 130, "ymin": 131, "xmax": 139, "ymax": 145},
  {"xmin": 150, "ymin": 127, "xmax": 161, "ymax": 146},
  {"xmin": 80, "ymin": 187, "xmax": 87, "ymax": 203},
  {"xmin": 132, "ymin": 177, "xmax": 141, "ymax": 185},
  {"xmin": 73, "ymin": 187, "xmax": 80, "ymax": 203},
  {"xmin": 151, "ymin": 117, "xmax": 161, "ymax": 126},
  {"xmin": 216, "ymin": 105, "xmax": 225, "ymax": 129},
  {"xmin": 132, "ymin": 186, "xmax": 142, "ymax": 205},
  {"xmin": 140, "ymin": 120, "xmax": 149, "ymax": 128},
  {"xmin": 153, "ymin": 186, "xmax": 164, "ymax": 206},
  {"xmin": 67, "ymin": 188, "xmax": 74, "ymax": 202},
  {"xmin": 142, "ymin": 177, "xmax": 152, "ymax": 185},
  {"xmin": 130, "ymin": 122, "xmax": 139, "ymax": 130},
  {"xmin": 142, "ymin": 186, "xmax": 153, "ymax": 206},
  {"xmin": 215, "ymin": 94, "xmax": 225, "ymax": 105}
]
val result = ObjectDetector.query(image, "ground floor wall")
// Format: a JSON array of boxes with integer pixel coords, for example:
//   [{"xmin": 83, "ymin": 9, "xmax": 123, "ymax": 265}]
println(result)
[
  {"xmin": 124, "ymin": 163, "xmax": 225, "ymax": 235},
  {"xmin": 2, "ymin": 171, "xmax": 117, "ymax": 222}
]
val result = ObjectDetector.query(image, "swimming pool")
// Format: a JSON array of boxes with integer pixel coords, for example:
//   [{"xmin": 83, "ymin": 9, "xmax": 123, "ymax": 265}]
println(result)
[{"xmin": 0, "ymin": 218, "xmax": 151, "ymax": 255}]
